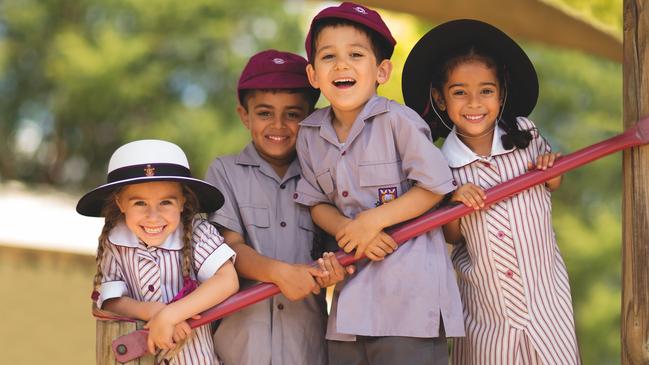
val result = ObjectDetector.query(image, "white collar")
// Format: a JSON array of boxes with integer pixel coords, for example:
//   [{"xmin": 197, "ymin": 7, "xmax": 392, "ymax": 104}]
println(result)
[
  {"xmin": 108, "ymin": 220, "xmax": 184, "ymax": 250},
  {"xmin": 441, "ymin": 124, "xmax": 515, "ymax": 168}
]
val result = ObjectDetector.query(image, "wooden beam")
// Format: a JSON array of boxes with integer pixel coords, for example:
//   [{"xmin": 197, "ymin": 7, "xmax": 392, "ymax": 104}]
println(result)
[
  {"xmin": 362, "ymin": 0, "xmax": 622, "ymax": 63},
  {"xmin": 622, "ymin": 0, "xmax": 649, "ymax": 363}
]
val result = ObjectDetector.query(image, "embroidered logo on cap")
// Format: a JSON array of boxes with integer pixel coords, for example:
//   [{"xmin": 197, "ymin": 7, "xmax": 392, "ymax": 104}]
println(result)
[
  {"xmin": 272, "ymin": 58, "xmax": 286, "ymax": 64},
  {"xmin": 353, "ymin": 6, "xmax": 368, "ymax": 14},
  {"xmin": 144, "ymin": 164, "xmax": 156, "ymax": 176},
  {"xmin": 377, "ymin": 187, "xmax": 397, "ymax": 206}
]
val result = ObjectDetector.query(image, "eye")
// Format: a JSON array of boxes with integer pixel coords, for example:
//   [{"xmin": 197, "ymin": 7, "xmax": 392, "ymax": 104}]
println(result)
[
  {"xmin": 133, "ymin": 200, "xmax": 146, "ymax": 207},
  {"xmin": 160, "ymin": 199, "xmax": 174, "ymax": 206},
  {"xmin": 451, "ymin": 90, "xmax": 466, "ymax": 96},
  {"xmin": 350, "ymin": 52, "xmax": 363, "ymax": 58},
  {"xmin": 321, "ymin": 54, "xmax": 334, "ymax": 61},
  {"xmin": 481, "ymin": 88, "xmax": 495, "ymax": 95},
  {"xmin": 256, "ymin": 111, "xmax": 272, "ymax": 119},
  {"xmin": 287, "ymin": 111, "xmax": 304, "ymax": 120}
]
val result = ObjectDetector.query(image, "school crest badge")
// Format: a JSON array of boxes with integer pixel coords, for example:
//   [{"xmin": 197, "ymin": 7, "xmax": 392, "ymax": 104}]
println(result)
[
  {"xmin": 144, "ymin": 164, "xmax": 156, "ymax": 176},
  {"xmin": 377, "ymin": 187, "xmax": 398, "ymax": 205}
]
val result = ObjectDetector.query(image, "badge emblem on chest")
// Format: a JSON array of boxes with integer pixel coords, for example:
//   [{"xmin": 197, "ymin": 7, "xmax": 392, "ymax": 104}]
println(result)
[{"xmin": 377, "ymin": 187, "xmax": 398, "ymax": 206}]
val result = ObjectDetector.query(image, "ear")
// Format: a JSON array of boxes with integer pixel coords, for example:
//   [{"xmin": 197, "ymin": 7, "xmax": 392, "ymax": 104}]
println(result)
[
  {"xmin": 376, "ymin": 59, "xmax": 393, "ymax": 85},
  {"xmin": 236, "ymin": 104, "xmax": 251, "ymax": 130},
  {"xmin": 115, "ymin": 194, "xmax": 125, "ymax": 213},
  {"xmin": 306, "ymin": 64, "xmax": 320, "ymax": 89},
  {"xmin": 431, "ymin": 89, "xmax": 446, "ymax": 111}
]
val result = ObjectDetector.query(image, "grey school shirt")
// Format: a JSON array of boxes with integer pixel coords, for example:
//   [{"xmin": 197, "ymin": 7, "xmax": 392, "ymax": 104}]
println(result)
[
  {"xmin": 206, "ymin": 143, "xmax": 327, "ymax": 365},
  {"xmin": 295, "ymin": 95, "xmax": 465, "ymax": 340}
]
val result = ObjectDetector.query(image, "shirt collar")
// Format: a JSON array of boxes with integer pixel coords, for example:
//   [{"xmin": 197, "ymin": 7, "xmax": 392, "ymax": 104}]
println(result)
[
  {"xmin": 108, "ymin": 220, "xmax": 184, "ymax": 250},
  {"xmin": 235, "ymin": 142, "xmax": 301, "ymax": 182},
  {"xmin": 299, "ymin": 94, "xmax": 390, "ymax": 128},
  {"xmin": 441, "ymin": 123, "xmax": 515, "ymax": 168}
]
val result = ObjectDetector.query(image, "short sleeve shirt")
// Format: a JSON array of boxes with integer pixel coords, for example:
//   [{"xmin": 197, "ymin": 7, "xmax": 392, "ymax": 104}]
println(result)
[
  {"xmin": 97, "ymin": 218, "xmax": 235, "ymax": 365},
  {"xmin": 295, "ymin": 95, "xmax": 465, "ymax": 339},
  {"xmin": 205, "ymin": 143, "xmax": 327, "ymax": 365}
]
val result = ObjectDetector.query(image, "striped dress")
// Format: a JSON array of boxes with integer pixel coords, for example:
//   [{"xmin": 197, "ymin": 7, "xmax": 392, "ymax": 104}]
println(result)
[
  {"xmin": 441, "ymin": 118, "xmax": 580, "ymax": 365},
  {"xmin": 97, "ymin": 218, "xmax": 236, "ymax": 365}
]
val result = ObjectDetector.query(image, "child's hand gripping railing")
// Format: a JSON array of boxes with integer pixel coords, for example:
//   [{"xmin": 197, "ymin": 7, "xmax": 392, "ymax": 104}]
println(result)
[{"xmin": 108, "ymin": 117, "xmax": 649, "ymax": 363}]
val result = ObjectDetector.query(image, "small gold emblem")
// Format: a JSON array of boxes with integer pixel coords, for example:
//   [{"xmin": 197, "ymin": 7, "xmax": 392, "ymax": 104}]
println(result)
[{"xmin": 144, "ymin": 164, "xmax": 156, "ymax": 176}]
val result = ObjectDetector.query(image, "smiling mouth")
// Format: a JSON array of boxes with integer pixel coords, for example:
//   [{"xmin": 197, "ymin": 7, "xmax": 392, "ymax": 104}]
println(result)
[
  {"xmin": 464, "ymin": 114, "xmax": 486, "ymax": 122},
  {"xmin": 266, "ymin": 135, "xmax": 289, "ymax": 142},
  {"xmin": 142, "ymin": 225, "xmax": 165, "ymax": 234},
  {"xmin": 333, "ymin": 78, "xmax": 356, "ymax": 88}
]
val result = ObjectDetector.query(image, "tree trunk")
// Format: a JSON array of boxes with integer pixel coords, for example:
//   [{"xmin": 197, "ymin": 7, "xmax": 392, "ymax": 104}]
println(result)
[{"xmin": 622, "ymin": 1, "xmax": 649, "ymax": 364}]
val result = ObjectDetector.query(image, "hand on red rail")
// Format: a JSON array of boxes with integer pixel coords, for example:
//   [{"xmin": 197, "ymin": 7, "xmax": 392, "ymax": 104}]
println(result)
[
  {"xmin": 451, "ymin": 183, "xmax": 486, "ymax": 210},
  {"xmin": 315, "ymin": 252, "xmax": 355, "ymax": 288},
  {"xmin": 362, "ymin": 231, "xmax": 398, "ymax": 261},
  {"xmin": 171, "ymin": 314, "xmax": 200, "ymax": 343},
  {"xmin": 336, "ymin": 210, "xmax": 383, "ymax": 259},
  {"xmin": 273, "ymin": 262, "xmax": 326, "ymax": 301},
  {"xmin": 528, "ymin": 152, "xmax": 561, "ymax": 171},
  {"xmin": 145, "ymin": 307, "xmax": 177, "ymax": 353}
]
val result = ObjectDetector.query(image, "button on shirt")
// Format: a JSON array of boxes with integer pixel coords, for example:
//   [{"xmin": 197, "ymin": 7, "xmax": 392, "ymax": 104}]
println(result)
[
  {"xmin": 442, "ymin": 117, "xmax": 579, "ymax": 364},
  {"xmin": 295, "ymin": 95, "xmax": 465, "ymax": 339},
  {"xmin": 97, "ymin": 219, "xmax": 236, "ymax": 365},
  {"xmin": 206, "ymin": 143, "xmax": 327, "ymax": 365}
]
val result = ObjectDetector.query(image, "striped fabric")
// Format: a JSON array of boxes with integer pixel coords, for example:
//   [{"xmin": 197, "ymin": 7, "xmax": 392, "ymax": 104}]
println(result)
[
  {"xmin": 99, "ymin": 219, "xmax": 235, "ymax": 365},
  {"xmin": 442, "ymin": 118, "xmax": 580, "ymax": 365}
]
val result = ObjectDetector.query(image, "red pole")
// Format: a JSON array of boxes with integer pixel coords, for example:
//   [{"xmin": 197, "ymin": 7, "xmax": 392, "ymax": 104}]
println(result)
[{"xmin": 111, "ymin": 117, "xmax": 649, "ymax": 363}]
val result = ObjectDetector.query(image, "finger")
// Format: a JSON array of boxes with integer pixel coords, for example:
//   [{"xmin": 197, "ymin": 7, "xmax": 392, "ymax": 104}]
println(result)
[
  {"xmin": 147, "ymin": 337, "xmax": 156, "ymax": 355},
  {"xmin": 369, "ymin": 244, "xmax": 389, "ymax": 259},
  {"xmin": 381, "ymin": 234, "xmax": 398, "ymax": 251},
  {"xmin": 464, "ymin": 193, "xmax": 479, "ymax": 210},
  {"xmin": 173, "ymin": 332, "xmax": 182, "ymax": 343},
  {"xmin": 345, "ymin": 265, "xmax": 356, "ymax": 275},
  {"xmin": 374, "ymin": 239, "xmax": 394, "ymax": 254},
  {"xmin": 468, "ymin": 190, "xmax": 485, "ymax": 208},
  {"xmin": 190, "ymin": 314, "xmax": 201, "ymax": 320},
  {"xmin": 306, "ymin": 266, "xmax": 328, "ymax": 278},
  {"xmin": 527, "ymin": 160, "xmax": 535, "ymax": 170}
]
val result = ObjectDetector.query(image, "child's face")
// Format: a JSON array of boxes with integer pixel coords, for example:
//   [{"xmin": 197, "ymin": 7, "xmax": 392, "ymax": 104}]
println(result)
[
  {"xmin": 238, "ymin": 91, "xmax": 310, "ymax": 169},
  {"xmin": 306, "ymin": 25, "xmax": 392, "ymax": 119},
  {"xmin": 433, "ymin": 60, "xmax": 502, "ymax": 139},
  {"xmin": 116, "ymin": 181, "xmax": 185, "ymax": 247}
]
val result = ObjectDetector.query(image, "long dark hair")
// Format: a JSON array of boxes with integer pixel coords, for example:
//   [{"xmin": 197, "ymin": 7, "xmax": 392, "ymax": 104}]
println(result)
[{"xmin": 426, "ymin": 44, "xmax": 533, "ymax": 149}]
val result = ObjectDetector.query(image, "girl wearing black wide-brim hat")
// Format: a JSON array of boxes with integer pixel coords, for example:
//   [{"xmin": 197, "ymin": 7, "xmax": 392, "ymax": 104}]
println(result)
[{"xmin": 403, "ymin": 19, "xmax": 580, "ymax": 364}]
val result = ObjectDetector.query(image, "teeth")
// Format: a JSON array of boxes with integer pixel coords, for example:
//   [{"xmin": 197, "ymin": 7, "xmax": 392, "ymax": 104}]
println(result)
[
  {"xmin": 143, "ymin": 226, "xmax": 164, "ymax": 234},
  {"xmin": 465, "ymin": 114, "xmax": 484, "ymax": 120},
  {"xmin": 267, "ymin": 136, "xmax": 287, "ymax": 141}
]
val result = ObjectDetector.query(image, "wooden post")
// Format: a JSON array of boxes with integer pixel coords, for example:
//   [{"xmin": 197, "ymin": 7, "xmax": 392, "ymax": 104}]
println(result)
[
  {"xmin": 622, "ymin": 1, "xmax": 649, "ymax": 363},
  {"xmin": 96, "ymin": 320, "xmax": 155, "ymax": 365}
]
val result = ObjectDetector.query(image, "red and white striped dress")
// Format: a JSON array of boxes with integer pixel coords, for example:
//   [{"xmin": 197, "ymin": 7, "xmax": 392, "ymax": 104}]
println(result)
[
  {"xmin": 97, "ymin": 218, "xmax": 236, "ymax": 365},
  {"xmin": 441, "ymin": 118, "xmax": 580, "ymax": 365}
]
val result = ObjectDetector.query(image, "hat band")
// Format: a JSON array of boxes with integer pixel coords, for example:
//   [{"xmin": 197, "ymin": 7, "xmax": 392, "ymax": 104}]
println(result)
[{"xmin": 107, "ymin": 163, "xmax": 191, "ymax": 183}]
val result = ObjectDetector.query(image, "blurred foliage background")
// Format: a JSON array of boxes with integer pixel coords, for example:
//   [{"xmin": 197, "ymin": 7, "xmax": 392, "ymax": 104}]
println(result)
[{"xmin": 0, "ymin": 0, "xmax": 623, "ymax": 364}]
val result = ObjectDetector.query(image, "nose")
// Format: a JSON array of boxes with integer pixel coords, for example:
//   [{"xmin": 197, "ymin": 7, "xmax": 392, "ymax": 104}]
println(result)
[
  {"xmin": 272, "ymin": 114, "xmax": 284, "ymax": 129},
  {"xmin": 468, "ymin": 93, "xmax": 481, "ymax": 108},
  {"xmin": 334, "ymin": 57, "xmax": 349, "ymax": 71},
  {"xmin": 145, "ymin": 205, "xmax": 161, "ymax": 219}
]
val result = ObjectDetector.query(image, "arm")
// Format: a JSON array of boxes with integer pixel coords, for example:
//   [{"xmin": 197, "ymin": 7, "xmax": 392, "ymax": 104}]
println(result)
[
  {"xmin": 103, "ymin": 297, "xmax": 165, "ymax": 321},
  {"xmin": 145, "ymin": 261, "xmax": 238, "ymax": 352},
  {"xmin": 220, "ymin": 228, "xmax": 326, "ymax": 301},
  {"xmin": 310, "ymin": 203, "xmax": 351, "ymax": 237},
  {"xmin": 336, "ymin": 186, "xmax": 443, "ymax": 259}
]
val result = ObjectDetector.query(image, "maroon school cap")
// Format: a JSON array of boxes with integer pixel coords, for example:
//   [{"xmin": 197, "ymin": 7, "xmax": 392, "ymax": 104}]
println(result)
[
  {"xmin": 305, "ymin": 2, "xmax": 396, "ymax": 62},
  {"xmin": 237, "ymin": 49, "xmax": 314, "ymax": 103}
]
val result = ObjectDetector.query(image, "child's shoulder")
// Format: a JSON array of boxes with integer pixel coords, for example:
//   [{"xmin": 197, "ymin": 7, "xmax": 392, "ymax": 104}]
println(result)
[
  {"xmin": 515, "ymin": 116, "xmax": 543, "ymax": 139},
  {"xmin": 191, "ymin": 218, "xmax": 221, "ymax": 240}
]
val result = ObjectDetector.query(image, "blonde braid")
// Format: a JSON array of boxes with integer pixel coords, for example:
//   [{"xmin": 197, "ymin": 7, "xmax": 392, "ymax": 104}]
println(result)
[
  {"xmin": 92, "ymin": 192, "xmax": 123, "ymax": 309},
  {"xmin": 180, "ymin": 185, "xmax": 200, "ymax": 279}
]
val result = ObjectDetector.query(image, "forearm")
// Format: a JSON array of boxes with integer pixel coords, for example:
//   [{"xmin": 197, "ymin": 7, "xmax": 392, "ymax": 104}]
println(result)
[
  {"xmin": 310, "ymin": 203, "xmax": 351, "ymax": 236},
  {"xmin": 162, "ymin": 261, "xmax": 239, "ymax": 324},
  {"xmin": 230, "ymin": 241, "xmax": 291, "ymax": 283},
  {"xmin": 442, "ymin": 219, "xmax": 463, "ymax": 244},
  {"xmin": 545, "ymin": 175, "xmax": 562, "ymax": 191},
  {"xmin": 367, "ymin": 186, "xmax": 445, "ymax": 229},
  {"xmin": 103, "ymin": 297, "xmax": 163, "ymax": 321}
]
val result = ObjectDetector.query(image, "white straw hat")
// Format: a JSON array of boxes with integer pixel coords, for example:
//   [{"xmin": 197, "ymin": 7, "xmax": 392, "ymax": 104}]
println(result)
[{"xmin": 76, "ymin": 139, "xmax": 224, "ymax": 217}]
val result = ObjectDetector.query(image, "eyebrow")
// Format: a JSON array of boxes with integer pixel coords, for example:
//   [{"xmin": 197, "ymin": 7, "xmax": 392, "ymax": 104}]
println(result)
[
  {"xmin": 316, "ymin": 43, "xmax": 370, "ymax": 54},
  {"xmin": 128, "ymin": 196, "xmax": 179, "ymax": 201},
  {"xmin": 448, "ymin": 82, "xmax": 498, "ymax": 89}
]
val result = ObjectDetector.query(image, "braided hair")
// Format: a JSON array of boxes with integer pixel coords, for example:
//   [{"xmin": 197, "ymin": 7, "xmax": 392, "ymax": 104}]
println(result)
[{"xmin": 426, "ymin": 44, "xmax": 533, "ymax": 149}]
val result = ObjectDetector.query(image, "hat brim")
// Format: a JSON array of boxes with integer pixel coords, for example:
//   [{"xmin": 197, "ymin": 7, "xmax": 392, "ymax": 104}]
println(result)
[
  {"xmin": 402, "ymin": 19, "xmax": 538, "ymax": 122},
  {"xmin": 238, "ymin": 72, "xmax": 319, "ymax": 103},
  {"xmin": 76, "ymin": 176, "xmax": 225, "ymax": 217}
]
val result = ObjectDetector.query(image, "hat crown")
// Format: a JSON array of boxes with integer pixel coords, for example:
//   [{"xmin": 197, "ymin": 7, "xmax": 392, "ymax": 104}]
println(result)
[{"xmin": 108, "ymin": 139, "xmax": 189, "ymax": 174}]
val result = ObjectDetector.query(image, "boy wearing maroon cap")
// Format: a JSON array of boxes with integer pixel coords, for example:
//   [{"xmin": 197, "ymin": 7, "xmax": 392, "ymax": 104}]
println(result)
[
  {"xmin": 206, "ymin": 49, "xmax": 351, "ymax": 365},
  {"xmin": 295, "ymin": 2, "xmax": 464, "ymax": 364}
]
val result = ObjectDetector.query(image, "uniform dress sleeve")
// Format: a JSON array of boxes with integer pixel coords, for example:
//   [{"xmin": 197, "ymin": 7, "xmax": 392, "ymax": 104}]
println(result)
[
  {"xmin": 97, "ymin": 244, "xmax": 130, "ymax": 309},
  {"xmin": 295, "ymin": 129, "xmax": 333, "ymax": 207},
  {"xmin": 393, "ymin": 103, "xmax": 456, "ymax": 195},
  {"xmin": 205, "ymin": 158, "xmax": 244, "ymax": 235},
  {"xmin": 191, "ymin": 219, "xmax": 236, "ymax": 283}
]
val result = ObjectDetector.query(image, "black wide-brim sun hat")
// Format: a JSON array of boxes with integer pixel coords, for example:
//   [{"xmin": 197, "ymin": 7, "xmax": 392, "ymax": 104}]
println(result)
[
  {"xmin": 402, "ymin": 19, "xmax": 538, "ymax": 126},
  {"xmin": 76, "ymin": 140, "xmax": 224, "ymax": 217}
]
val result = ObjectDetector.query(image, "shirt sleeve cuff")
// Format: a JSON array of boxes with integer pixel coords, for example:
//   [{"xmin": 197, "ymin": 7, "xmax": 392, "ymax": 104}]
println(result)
[
  {"xmin": 293, "ymin": 190, "xmax": 330, "ymax": 207},
  {"xmin": 196, "ymin": 244, "xmax": 236, "ymax": 282},
  {"xmin": 209, "ymin": 213, "xmax": 243, "ymax": 235},
  {"xmin": 416, "ymin": 178, "xmax": 457, "ymax": 196},
  {"xmin": 97, "ymin": 281, "xmax": 128, "ymax": 309}
]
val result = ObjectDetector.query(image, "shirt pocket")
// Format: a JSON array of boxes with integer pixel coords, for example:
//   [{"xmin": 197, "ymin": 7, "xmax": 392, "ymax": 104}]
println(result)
[
  {"xmin": 358, "ymin": 160, "xmax": 405, "ymax": 187},
  {"xmin": 316, "ymin": 169, "xmax": 335, "ymax": 194},
  {"xmin": 239, "ymin": 205, "xmax": 270, "ymax": 229}
]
